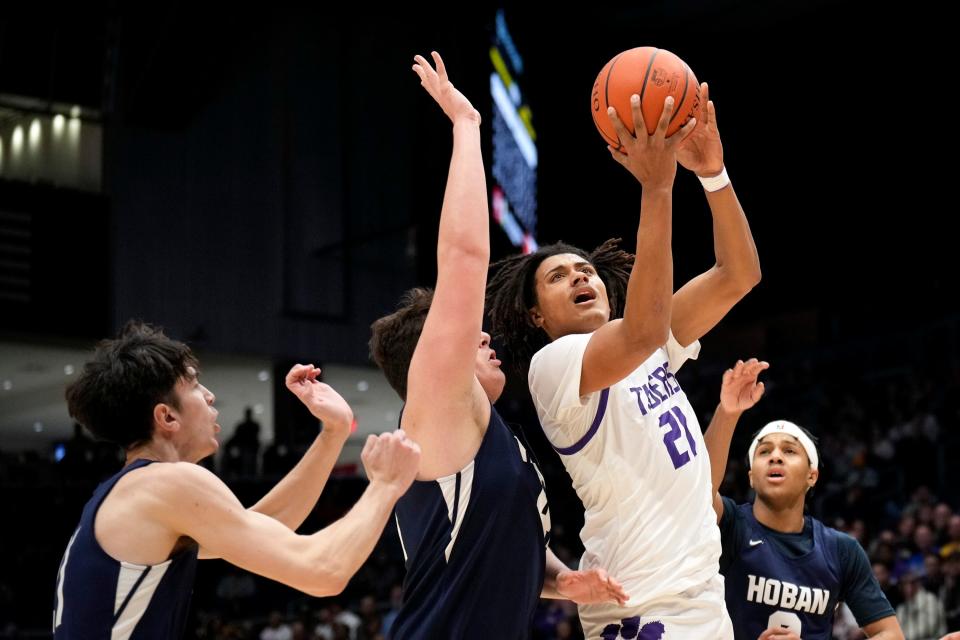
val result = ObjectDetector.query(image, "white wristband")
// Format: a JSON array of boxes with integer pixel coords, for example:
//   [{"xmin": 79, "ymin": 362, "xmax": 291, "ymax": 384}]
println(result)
[{"xmin": 697, "ymin": 166, "xmax": 730, "ymax": 192}]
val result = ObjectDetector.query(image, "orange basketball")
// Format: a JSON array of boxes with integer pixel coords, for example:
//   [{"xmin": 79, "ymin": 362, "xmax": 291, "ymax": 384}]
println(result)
[{"xmin": 591, "ymin": 47, "xmax": 702, "ymax": 151}]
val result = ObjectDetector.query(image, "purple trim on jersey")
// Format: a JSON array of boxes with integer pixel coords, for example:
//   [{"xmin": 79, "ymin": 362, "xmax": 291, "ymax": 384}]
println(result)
[{"xmin": 554, "ymin": 388, "xmax": 609, "ymax": 455}]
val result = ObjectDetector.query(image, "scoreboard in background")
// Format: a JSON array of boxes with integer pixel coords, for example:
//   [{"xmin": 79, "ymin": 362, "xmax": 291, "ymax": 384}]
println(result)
[{"xmin": 490, "ymin": 9, "xmax": 538, "ymax": 254}]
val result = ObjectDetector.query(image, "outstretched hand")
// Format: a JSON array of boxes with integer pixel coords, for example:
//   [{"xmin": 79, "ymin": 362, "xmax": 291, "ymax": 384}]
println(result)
[
  {"xmin": 606, "ymin": 94, "xmax": 696, "ymax": 190},
  {"xmin": 719, "ymin": 358, "xmax": 769, "ymax": 414},
  {"xmin": 412, "ymin": 51, "xmax": 480, "ymax": 126},
  {"xmin": 676, "ymin": 82, "xmax": 724, "ymax": 178}
]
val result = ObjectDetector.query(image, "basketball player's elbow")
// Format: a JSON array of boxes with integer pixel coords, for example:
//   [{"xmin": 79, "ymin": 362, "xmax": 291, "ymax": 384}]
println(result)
[
  {"xmin": 734, "ymin": 273, "xmax": 760, "ymax": 308},
  {"xmin": 716, "ymin": 264, "xmax": 761, "ymax": 302},
  {"xmin": 624, "ymin": 306, "xmax": 671, "ymax": 353},
  {"xmin": 304, "ymin": 566, "xmax": 350, "ymax": 598},
  {"xmin": 740, "ymin": 262, "xmax": 762, "ymax": 291},
  {"xmin": 724, "ymin": 259, "xmax": 762, "ymax": 293},
  {"xmin": 305, "ymin": 580, "xmax": 347, "ymax": 599},
  {"xmin": 629, "ymin": 327, "xmax": 670, "ymax": 356},
  {"xmin": 299, "ymin": 543, "xmax": 352, "ymax": 597}
]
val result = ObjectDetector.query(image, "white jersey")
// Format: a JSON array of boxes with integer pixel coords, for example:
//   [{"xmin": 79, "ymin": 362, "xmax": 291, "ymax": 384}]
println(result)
[{"xmin": 528, "ymin": 331, "xmax": 720, "ymax": 610}]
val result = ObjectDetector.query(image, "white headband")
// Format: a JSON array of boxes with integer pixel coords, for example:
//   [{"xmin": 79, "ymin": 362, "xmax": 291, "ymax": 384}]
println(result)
[{"xmin": 748, "ymin": 420, "xmax": 819, "ymax": 470}]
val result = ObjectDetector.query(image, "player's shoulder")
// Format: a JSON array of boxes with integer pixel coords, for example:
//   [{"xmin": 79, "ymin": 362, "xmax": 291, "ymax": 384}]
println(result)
[
  {"xmin": 831, "ymin": 527, "xmax": 867, "ymax": 557},
  {"xmin": 114, "ymin": 460, "xmax": 221, "ymax": 502},
  {"xmin": 128, "ymin": 459, "xmax": 213, "ymax": 479},
  {"xmin": 532, "ymin": 332, "xmax": 591, "ymax": 363},
  {"xmin": 814, "ymin": 518, "xmax": 867, "ymax": 564},
  {"xmin": 723, "ymin": 497, "xmax": 751, "ymax": 517},
  {"xmin": 719, "ymin": 496, "xmax": 749, "ymax": 530},
  {"xmin": 816, "ymin": 517, "xmax": 856, "ymax": 544}
]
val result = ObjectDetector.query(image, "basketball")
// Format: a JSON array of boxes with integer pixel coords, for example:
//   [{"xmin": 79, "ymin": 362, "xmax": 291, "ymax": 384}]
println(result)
[{"xmin": 591, "ymin": 47, "xmax": 702, "ymax": 150}]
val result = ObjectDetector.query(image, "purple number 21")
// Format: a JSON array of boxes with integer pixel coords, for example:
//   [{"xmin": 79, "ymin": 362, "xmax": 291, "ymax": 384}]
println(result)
[{"xmin": 659, "ymin": 407, "xmax": 697, "ymax": 469}]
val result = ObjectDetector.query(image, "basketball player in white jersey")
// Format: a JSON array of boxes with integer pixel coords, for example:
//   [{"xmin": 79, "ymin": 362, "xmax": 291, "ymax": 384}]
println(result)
[
  {"xmin": 369, "ymin": 52, "xmax": 628, "ymax": 640},
  {"xmin": 487, "ymin": 84, "xmax": 760, "ymax": 638}
]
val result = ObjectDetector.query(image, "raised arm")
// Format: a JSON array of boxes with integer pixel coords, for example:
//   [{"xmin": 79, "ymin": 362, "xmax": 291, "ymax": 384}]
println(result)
[
  {"xmin": 672, "ymin": 83, "xmax": 761, "ymax": 347},
  {"xmin": 579, "ymin": 96, "xmax": 697, "ymax": 395},
  {"xmin": 245, "ymin": 364, "xmax": 353, "ymax": 531},
  {"xmin": 703, "ymin": 358, "xmax": 768, "ymax": 522},
  {"xmin": 162, "ymin": 431, "xmax": 419, "ymax": 596},
  {"xmin": 402, "ymin": 52, "xmax": 491, "ymax": 478}
]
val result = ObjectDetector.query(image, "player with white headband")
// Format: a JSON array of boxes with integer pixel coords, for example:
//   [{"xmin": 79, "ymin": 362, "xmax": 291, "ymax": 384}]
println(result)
[
  {"xmin": 747, "ymin": 420, "xmax": 819, "ymax": 472},
  {"xmin": 704, "ymin": 358, "xmax": 903, "ymax": 640}
]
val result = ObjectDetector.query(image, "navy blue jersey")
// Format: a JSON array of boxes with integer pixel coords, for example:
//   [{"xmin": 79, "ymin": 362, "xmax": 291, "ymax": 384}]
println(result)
[
  {"xmin": 720, "ymin": 497, "xmax": 894, "ymax": 640},
  {"xmin": 53, "ymin": 459, "xmax": 198, "ymax": 639},
  {"xmin": 390, "ymin": 407, "xmax": 549, "ymax": 639}
]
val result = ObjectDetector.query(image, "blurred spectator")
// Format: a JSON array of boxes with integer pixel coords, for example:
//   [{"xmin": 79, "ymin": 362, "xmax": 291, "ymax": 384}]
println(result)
[{"xmin": 898, "ymin": 570, "xmax": 946, "ymax": 640}]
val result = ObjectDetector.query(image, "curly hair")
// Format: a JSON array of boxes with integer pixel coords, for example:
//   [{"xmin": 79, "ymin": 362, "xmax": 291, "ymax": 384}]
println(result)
[
  {"xmin": 485, "ymin": 238, "xmax": 634, "ymax": 372},
  {"xmin": 65, "ymin": 321, "xmax": 199, "ymax": 449}
]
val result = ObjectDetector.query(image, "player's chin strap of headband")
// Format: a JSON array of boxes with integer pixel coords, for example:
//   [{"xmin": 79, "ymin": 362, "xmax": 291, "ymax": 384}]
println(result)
[{"xmin": 748, "ymin": 420, "xmax": 819, "ymax": 470}]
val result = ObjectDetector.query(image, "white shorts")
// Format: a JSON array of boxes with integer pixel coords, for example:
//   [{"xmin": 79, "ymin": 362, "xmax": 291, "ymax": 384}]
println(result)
[{"xmin": 579, "ymin": 574, "xmax": 733, "ymax": 640}]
